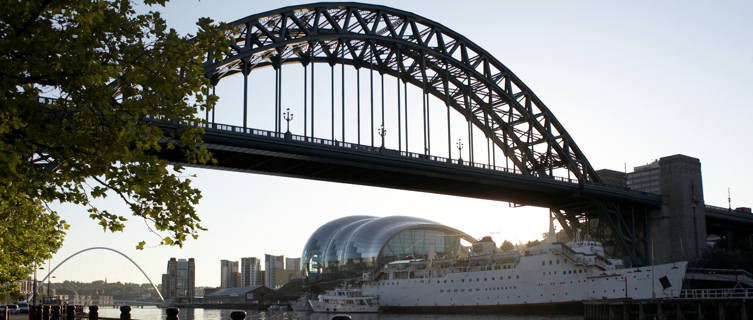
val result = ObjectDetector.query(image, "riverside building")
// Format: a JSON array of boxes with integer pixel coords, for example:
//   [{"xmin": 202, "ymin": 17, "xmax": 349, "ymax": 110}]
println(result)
[
  {"xmin": 220, "ymin": 260, "xmax": 239, "ymax": 288},
  {"xmin": 160, "ymin": 258, "xmax": 195, "ymax": 302},
  {"xmin": 302, "ymin": 215, "xmax": 473, "ymax": 282},
  {"xmin": 264, "ymin": 254, "xmax": 284, "ymax": 288},
  {"xmin": 240, "ymin": 257, "xmax": 261, "ymax": 286},
  {"xmin": 285, "ymin": 257, "xmax": 301, "ymax": 272}
]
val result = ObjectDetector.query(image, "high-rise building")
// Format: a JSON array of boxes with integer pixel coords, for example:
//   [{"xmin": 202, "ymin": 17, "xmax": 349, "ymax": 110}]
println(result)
[
  {"xmin": 627, "ymin": 160, "xmax": 661, "ymax": 194},
  {"xmin": 240, "ymin": 257, "xmax": 261, "ymax": 286},
  {"xmin": 161, "ymin": 273, "xmax": 171, "ymax": 297},
  {"xmin": 163, "ymin": 258, "xmax": 177, "ymax": 298},
  {"xmin": 161, "ymin": 258, "xmax": 195, "ymax": 301},
  {"xmin": 264, "ymin": 254, "xmax": 285, "ymax": 288},
  {"xmin": 285, "ymin": 257, "xmax": 301, "ymax": 272},
  {"xmin": 220, "ymin": 260, "xmax": 239, "ymax": 288},
  {"xmin": 232, "ymin": 271, "xmax": 241, "ymax": 287}
]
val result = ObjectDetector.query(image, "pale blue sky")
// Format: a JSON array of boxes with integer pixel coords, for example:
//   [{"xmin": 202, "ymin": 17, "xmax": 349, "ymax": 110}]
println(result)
[{"xmin": 46, "ymin": 1, "xmax": 753, "ymax": 287}]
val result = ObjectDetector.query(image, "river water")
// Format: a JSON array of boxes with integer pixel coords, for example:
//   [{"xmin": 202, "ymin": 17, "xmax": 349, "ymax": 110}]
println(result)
[{"xmin": 97, "ymin": 306, "xmax": 583, "ymax": 320}]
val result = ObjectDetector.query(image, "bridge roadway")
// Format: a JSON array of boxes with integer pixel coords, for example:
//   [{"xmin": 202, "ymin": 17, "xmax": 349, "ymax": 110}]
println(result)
[
  {"xmin": 154, "ymin": 120, "xmax": 660, "ymax": 209},
  {"xmin": 706, "ymin": 205, "xmax": 753, "ymax": 228}
]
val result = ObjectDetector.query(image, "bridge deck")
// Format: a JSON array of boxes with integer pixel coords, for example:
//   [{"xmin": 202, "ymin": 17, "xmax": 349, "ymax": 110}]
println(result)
[{"xmin": 155, "ymin": 121, "xmax": 660, "ymax": 208}]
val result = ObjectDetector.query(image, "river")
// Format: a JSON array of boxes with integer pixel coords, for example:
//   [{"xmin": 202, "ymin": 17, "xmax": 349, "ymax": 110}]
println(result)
[{"xmin": 96, "ymin": 306, "xmax": 583, "ymax": 320}]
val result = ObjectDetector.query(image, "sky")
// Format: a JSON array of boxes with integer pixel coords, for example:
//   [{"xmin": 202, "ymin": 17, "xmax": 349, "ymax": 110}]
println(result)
[{"xmin": 45, "ymin": 0, "xmax": 753, "ymax": 288}]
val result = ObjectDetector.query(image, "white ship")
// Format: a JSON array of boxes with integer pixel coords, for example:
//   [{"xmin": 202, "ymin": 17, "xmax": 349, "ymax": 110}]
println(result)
[
  {"xmin": 361, "ymin": 236, "xmax": 687, "ymax": 311},
  {"xmin": 309, "ymin": 286, "xmax": 379, "ymax": 313}
]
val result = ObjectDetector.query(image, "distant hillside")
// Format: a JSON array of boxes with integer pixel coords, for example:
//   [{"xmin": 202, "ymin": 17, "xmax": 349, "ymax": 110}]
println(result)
[{"xmin": 51, "ymin": 280, "xmax": 161, "ymax": 301}]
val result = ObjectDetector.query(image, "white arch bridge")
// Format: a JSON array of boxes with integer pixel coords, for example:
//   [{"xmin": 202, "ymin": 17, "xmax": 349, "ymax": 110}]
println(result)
[{"xmin": 35, "ymin": 247, "xmax": 164, "ymax": 302}]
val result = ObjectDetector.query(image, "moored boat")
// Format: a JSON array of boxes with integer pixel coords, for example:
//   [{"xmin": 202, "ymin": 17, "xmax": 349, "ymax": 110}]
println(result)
[
  {"xmin": 292, "ymin": 295, "xmax": 313, "ymax": 311},
  {"xmin": 309, "ymin": 285, "xmax": 379, "ymax": 313},
  {"xmin": 361, "ymin": 236, "xmax": 687, "ymax": 311}
]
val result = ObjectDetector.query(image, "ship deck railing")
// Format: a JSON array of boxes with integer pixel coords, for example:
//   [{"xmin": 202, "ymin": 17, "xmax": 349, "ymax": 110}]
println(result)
[{"xmin": 675, "ymin": 288, "xmax": 753, "ymax": 300}]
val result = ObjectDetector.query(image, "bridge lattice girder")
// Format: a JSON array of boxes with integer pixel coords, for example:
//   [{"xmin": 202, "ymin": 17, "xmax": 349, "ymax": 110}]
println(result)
[{"xmin": 204, "ymin": 2, "xmax": 600, "ymax": 184}]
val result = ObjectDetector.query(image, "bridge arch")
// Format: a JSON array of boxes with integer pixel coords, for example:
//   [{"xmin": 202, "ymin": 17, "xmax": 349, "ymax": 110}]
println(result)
[
  {"xmin": 205, "ymin": 2, "xmax": 600, "ymax": 183},
  {"xmin": 36, "ymin": 247, "xmax": 164, "ymax": 301}
]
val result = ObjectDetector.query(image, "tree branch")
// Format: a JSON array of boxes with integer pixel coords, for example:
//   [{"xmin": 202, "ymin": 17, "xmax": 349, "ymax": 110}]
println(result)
[
  {"xmin": 91, "ymin": 175, "xmax": 136, "ymax": 208},
  {"xmin": 16, "ymin": 0, "xmax": 54, "ymax": 38}
]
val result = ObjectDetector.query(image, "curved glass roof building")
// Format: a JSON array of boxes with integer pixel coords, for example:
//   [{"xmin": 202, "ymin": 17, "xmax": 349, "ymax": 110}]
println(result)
[{"xmin": 302, "ymin": 216, "xmax": 476, "ymax": 281}]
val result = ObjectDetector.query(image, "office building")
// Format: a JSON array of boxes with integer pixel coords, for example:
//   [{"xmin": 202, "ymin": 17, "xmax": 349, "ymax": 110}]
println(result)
[
  {"xmin": 161, "ymin": 258, "xmax": 195, "ymax": 301},
  {"xmin": 264, "ymin": 254, "xmax": 284, "ymax": 288},
  {"xmin": 232, "ymin": 271, "xmax": 241, "ymax": 288},
  {"xmin": 627, "ymin": 160, "xmax": 661, "ymax": 194},
  {"xmin": 220, "ymin": 260, "xmax": 239, "ymax": 288},
  {"xmin": 285, "ymin": 257, "xmax": 301, "ymax": 272},
  {"xmin": 241, "ymin": 257, "xmax": 261, "ymax": 287}
]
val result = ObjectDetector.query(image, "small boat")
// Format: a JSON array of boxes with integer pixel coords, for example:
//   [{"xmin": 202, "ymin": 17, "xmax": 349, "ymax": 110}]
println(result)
[
  {"xmin": 267, "ymin": 304, "xmax": 283, "ymax": 311},
  {"xmin": 330, "ymin": 314, "xmax": 352, "ymax": 320},
  {"xmin": 291, "ymin": 295, "xmax": 313, "ymax": 311},
  {"xmin": 309, "ymin": 285, "xmax": 379, "ymax": 313}
]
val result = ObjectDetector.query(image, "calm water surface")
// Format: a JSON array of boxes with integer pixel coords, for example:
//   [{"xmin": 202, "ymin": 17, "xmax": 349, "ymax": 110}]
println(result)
[{"xmin": 97, "ymin": 306, "xmax": 583, "ymax": 320}]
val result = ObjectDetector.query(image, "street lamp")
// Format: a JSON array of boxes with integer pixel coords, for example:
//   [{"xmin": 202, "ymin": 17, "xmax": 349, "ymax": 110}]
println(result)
[
  {"xmin": 46, "ymin": 259, "xmax": 51, "ymax": 303},
  {"xmin": 47, "ymin": 275, "xmax": 56, "ymax": 303},
  {"xmin": 283, "ymin": 107, "xmax": 294, "ymax": 134},
  {"xmin": 456, "ymin": 138, "xmax": 464, "ymax": 163},
  {"xmin": 33, "ymin": 265, "xmax": 44, "ymax": 307},
  {"xmin": 377, "ymin": 124, "xmax": 386, "ymax": 149}
]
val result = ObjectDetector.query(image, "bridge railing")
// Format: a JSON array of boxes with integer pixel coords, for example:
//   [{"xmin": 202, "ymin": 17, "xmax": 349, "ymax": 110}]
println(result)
[
  {"xmin": 677, "ymin": 288, "xmax": 753, "ymax": 300},
  {"xmin": 688, "ymin": 267, "xmax": 753, "ymax": 278},
  {"xmin": 188, "ymin": 120, "xmax": 585, "ymax": 184},
  {"xmin": 37, "ymin": 96, "xmax": 678, "ymax": 199},
  {"xmin": 36, "ymin": 97, "xmax": 585, "ymax": 185}
]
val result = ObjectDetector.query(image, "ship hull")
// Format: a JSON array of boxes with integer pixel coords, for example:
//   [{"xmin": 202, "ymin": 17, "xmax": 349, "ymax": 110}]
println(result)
[
  {"xmin": 309, "ymin": 300, "xmax": 379, "ymax": 313},
  {"xmin": 380, "ymin": 301, "xmax": 583, "ymax": 314},
  {"xmin": 363, "ymin": 261, "xmax": 687, "ymax": 309}
]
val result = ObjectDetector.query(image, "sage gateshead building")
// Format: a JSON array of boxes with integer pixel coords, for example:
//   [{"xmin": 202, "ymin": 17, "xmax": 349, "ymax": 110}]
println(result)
[{"xmin": 302, "ymin": 216, "xmax": 476, "ymax": 282}]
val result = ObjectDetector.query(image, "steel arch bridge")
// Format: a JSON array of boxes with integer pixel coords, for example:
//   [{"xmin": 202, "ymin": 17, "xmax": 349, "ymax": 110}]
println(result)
[
  {"xmin": 34, "ymin": 247, "xmax": 164, "ymax": 302},
  {"xmin": 206, "ymin": 2, "xmax": 597, "ymax": 183},
  {"xmin": 155, "ymin": 2, "xmax": 661, "ymax": 265}
]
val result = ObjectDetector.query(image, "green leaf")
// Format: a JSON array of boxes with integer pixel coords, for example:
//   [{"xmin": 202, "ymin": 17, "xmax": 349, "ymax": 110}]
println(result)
[{"xmin": 0, "ymin": 0, "xmax": 229, "ymax": 286}]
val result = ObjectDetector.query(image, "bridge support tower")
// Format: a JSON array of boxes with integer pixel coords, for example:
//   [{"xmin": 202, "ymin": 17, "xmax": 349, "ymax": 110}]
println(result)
[
  {"xmin": 647, "ymin": 155, "xmax": 706, "ymax": 264},
  {"xmin": 553, "ymin": 154, "xmax": 707, "ymax": 267}
]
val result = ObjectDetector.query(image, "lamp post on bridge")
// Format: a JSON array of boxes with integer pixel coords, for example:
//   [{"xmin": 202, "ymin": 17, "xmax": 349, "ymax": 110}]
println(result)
[
  {"xmin": 283, "ymin": 107, "xmax": 294, "ymax": 140},
  {"xmin": 378, "ymin": 124, "xmax": 386, "ymax": 149},
  {"xmin": 456, "ymin": 138, "xmax": 464, "ymax": 165}
]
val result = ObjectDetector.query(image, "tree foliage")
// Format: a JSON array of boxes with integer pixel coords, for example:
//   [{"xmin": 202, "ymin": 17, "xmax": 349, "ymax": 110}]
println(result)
[
  {"xmin": 499, "ymin": 240, "xmax": 515, "ymax": 251},
  {"xmin": 0, "ymin": 285, "xmax": 23, "ymax": 304},
  {"xmin": 1, "ymin": 0, "xmax": 228, "ymax": 288},
  {"xmin": 0, "ymin": 198, "xmax": 66, "ymax": 301},
  {"xmin": 522, "ymin": 239, "xmax": 542, "ymax": 249}
]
